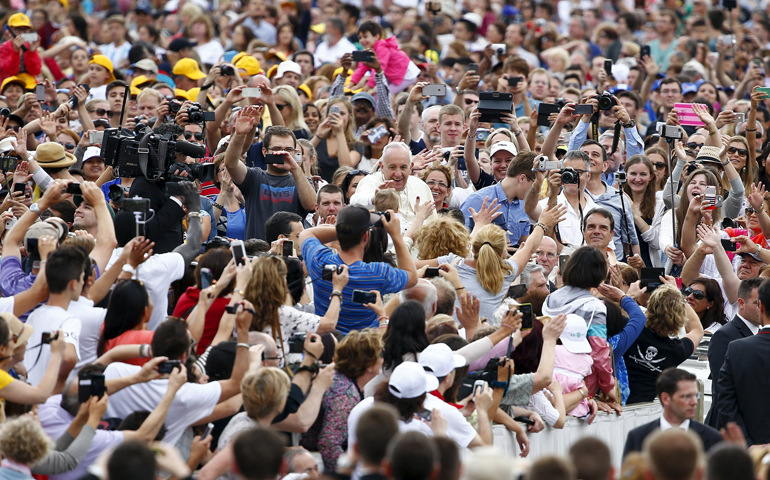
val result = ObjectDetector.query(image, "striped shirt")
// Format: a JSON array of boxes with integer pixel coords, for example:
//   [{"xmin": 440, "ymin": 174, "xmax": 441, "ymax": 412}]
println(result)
[{"xmin": 302, "ymin": 237, "xmax": 409, "ymax": 334}]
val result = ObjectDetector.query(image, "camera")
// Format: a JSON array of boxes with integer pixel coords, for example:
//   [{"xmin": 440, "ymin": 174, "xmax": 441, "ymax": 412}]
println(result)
[
  {"xmin": 656, "ymin": 122, "xmax": 683, "ymax": 140},
  {"xmin": 220, "ymin": 64, "xmax": 234, "ymax": 76},
  {"xmin": 168, "ymin": 99, "xmax": 183, "ymax": 114},
  {"xmin": 616, "ymin": 171, "xmax": 627, "ymax": 183},
  {"xmin": 554, "ymin": 97, "xmax": 567, "ymax": 109},
  {"xmin": 458, "ymin": 356, "xmax": 507, "ymax": 399},
  {"xmin": 288, "ymin": 333, "xmax": 307, "ymax": 354},
  {"xmin": 41, "ymin": 332, "xmax": 59, "ymax": 344},
  {"xmin": 534, "ymin": 155, "xmax": 560, "ymax": 172},
  {"xmin": 68, "ymin": 84, "xmax": 90, "ymax": 109},
  {"xmin": 323, "ymin": 264, "xmax": 342, "ymax": 281},
  {"xmin": 596, "ymin": 92, "xmax": 617, "ymax": 111},
  {"xmin": 560, "ymin": 167, "xmax": 580, "ymax": 184},
  {"xmin": 166, "ymin": 161, "xmax": 216, "ymax": 183},
  {"xmin": 0, "ymin": 108, "xmax": 10, "ymax": 117},
  {"xmin": 108, "ymin": 184, "xmax": 128, "ymax": 203},
  {"xmin": 157, "ymin": 360, "xmax": 182, "ymax": 374},
  {"xmin": 187, "ymin": 103, "xmax": 215, "ymax": 124}
]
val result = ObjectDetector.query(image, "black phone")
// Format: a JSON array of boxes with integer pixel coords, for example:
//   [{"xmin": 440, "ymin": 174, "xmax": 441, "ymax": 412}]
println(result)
[
  {"xmin": 200, "ymin": 267, "xmax": 213, "ymax": 289},
  {"xmin": 35, "ymin": 84, "xmax": 45, "ymax": 103},
  {"xmin": 559, "ymin": 254, "xmax": 570, "ymax": 272},
  {"xmin": 27, "ymin": 237, "xmax": 39, "ymax": 261},
  {"xmin": 351, "ymin": 50, "xmax": 373, "ymax": 62},
  {"xmin": 468, "ymin": 63, "xmax": 479, "ymax": 74},
  {"xmin": 78, "ymin": 373, "xmax": 106, "ymax": 402},
  {"xmin": 640, "ymin": 267, "xmax": 665, "ymax": 291},
  {"xmin": 424, "ymin": 267, "xmax": 440, "ymax": 278},
  {"xmin": 507, "ymin": 284, "xmax": 527, "ymax": 299},
  {"xmin": 13, "ymin": 183, "xmax": 25, "ymax": 195},
  {"xmin": 41, "ymin": 331, "xmax": 58, "ymax": 344},
  {"xmin": 264, "ymin": 153, "xmax": 285, "ymax": 165},
  {"xmin": 282, "ymin": 240, "xmax": 294, "ymax": 257},
  {"xmin": 537, "ymin": 103, "xmax": 560, "ymax": 127},
  {"xmin": 604, "ymin": 59, "xmax": 613, "ymax": 76},
  {"xmin": 351, "ymin": 289, "xmax": 376, "ymax": 304},
  {"xmin": 231, "ymin": 240, "xmax": 246, "ymax": 266},
  {"xmin": 721, "ymin": 238, "xmax": 737, "ymax": 251},
  {"xmin": 65, "ymin": 183, "xmax": 82, "ymax": 195},
  {"xmin": 157, "ymin": 360, "xmax": 182, "ymax": 374},
  {"xmin": 519, "ymin": 303, "xmax": 533, "ymax": 330},
  {"xmin": 514, "ymin": 415, "xmax": 535, "ymax": 426},
  {"xmin": 508, "ymin": 77, "xmax": 521, "ymax": 87},
  {"xmin": 640, "ymin": 45, "xmax": 651, "ymax": 58},
  {"xmin": 573, "ymin": 104, "xmax": 594, "ymax": 115}
]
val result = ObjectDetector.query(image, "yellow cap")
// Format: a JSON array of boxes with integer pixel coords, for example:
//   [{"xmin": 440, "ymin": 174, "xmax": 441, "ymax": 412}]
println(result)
[
  {"xmin": 310, "ymin": 23, "xmax": 325, "ymax": 34},
  {"xmin": 187, "ymin": 87, "xmax": 200, "ymax": 101},
  {"xmin": 7, "ymin": 13, "xmax": 32, "ymax": 28},
  {"xmin": 235, "ymin": 55, "xmax": 261, "ymax": 76},
  {"xmin": 297, "ymin": 84, "xmax": 311, "ymax": 101},
  {"xmin": 266, "ymin": 49, "xmax": 288, "ymax": 62},
  {"xmin": 174, "ymin": 88, "xmax": 191, "ymax": 100},
  {"xmin": 130, "ymin": 75, "xmax": 154, "ymax": 89},
  {"xmin": 232, "ymin": 51, "xmax": 248, "ymax": 65},
  {"xmin": 58, "ymin": 0, "xmax": 69, "ymax": 8},
  {"xmin": 171, "ymin": 58, "xmax": 206, "ymax": 80},
  {"xmin": 130, "ymin": 86, "xmax": 142, "ymax": 96},
  {"xmin": 1, "ymin": 73, "xmax": 35, "ymax": 91},
  {"xmin": 266, "ymin": 64, "xmax": 278, "ymax": 79},
  {"xmin": 89, "ymin": 55, "xmax": 116, "ymax": 82},
  {"xmin": 332, "ymin": 67, "xmax": 354, "ymax": 80}
]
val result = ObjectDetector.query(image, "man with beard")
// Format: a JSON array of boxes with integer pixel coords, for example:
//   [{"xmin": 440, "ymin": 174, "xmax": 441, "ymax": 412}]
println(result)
[{"xmin": 516, "ymin": 263, "xmax": 550, "ymax": 316}]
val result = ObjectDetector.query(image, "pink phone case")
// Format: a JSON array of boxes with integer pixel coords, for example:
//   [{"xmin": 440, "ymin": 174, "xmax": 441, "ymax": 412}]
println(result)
[{"xmin": 674, "ymin": 103, "xmax": 706, "ymax": 127}]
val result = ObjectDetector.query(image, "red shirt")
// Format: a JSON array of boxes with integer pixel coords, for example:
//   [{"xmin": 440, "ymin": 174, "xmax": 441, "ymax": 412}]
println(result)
[
  {"xmin": 172, "ymin": 287, "xmax": 230, "ymax": 355},
  {"xmin": 104, "ymin": 329, "xmax": 154, "ymax": 366}
]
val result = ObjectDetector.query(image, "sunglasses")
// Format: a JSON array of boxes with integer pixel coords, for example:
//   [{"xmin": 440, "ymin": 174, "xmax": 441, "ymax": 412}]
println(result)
[
  {"xmin": 275, "ymin": 103, "xmax": 290, "ymax": 111},
  {"xmin": 741, "ymin": 131, "xmax": 763, "ymax": 139},
  {"xmin": 60, "ymin": 142, "xmax": 75, "ymax": 150},
  {"xmin": 91, "ymin": 108, "xmax": 111, "ymax": 116},
  {"xmin": 653, "ymin": 161, "xmax": 666, "ymax": 169},
  {"xmin": 684, "ymin": 287, "xmax": 710, "ymax": 300},
  {"xmin": 747, "ymin": 207, "xmax": 757, "ymax": 214},
  {"xmin": 346, "ymin": 169, "xmax": 370, "ymax": 178},
  {"xmin": 686, "ymin": 142, "xmax": 704, "ymax": 150},
  {"xmin": 464, "ymin": 98, "xmax": 478, "ymax": 105},
  {"xmin": 184, "ymin": 131, "xmax": 205, "ymax": 141},
  {"xmin": 727, "ymin": 146, "xmax": 748, "ymax": 156},
  {"xmin": 4, "ymin": 126, "xmax": 20, "ymax": 132}
]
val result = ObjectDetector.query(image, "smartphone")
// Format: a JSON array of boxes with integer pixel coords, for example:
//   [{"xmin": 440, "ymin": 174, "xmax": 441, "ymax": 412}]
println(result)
[
  {"xmin": 573, "ymin": 104, "xmax": 594, "ymax": 115},
  {"xmin": 282, "ymin": 240, "xmax": 294, "ymax": 257},
  {"xmin": 422, "ymin": 84, "xmax": 447, "ymax": 97},
  {"xmin": 506, "ymin": 283, "xmax": 527, "ymax": 299},
  {"xmin": 604, "ymin": 59, "xmax": 613, "ymax": 76},
  {"xmin": 721, "ymin": 238, "xmax": 737, "ymax": 251},
  {"xmin": 90, "ymin": 131, "xmax": 104, "ymax": 144},
  {"xmin": 640, "ymin": 45, "xmax": 651, "ymax": 58},
  {"xmin": 201, "ymin": 422, "xmax": 214, "ymax": 439},
  {"xmin": 241, "ymin": 87, "xmax": 261, "ymax": 98},
  {"xmin": 78, "ymin": 373, "xmax": 105, "ymax": 402},
  {"xmin": 640, "ymin": 267, "xmax": 665, "ymax": 291},
  {"xmin": 27, "ymin": 237, "xmax": 39, "ymax": 261},
  {"xmin": 330, "ymin": 106, "xmax": 340, "ymax": 115},
  {"xmin": 468, "ymin": 63, "xmax": 479, "ymax": 74},
  {"xmin": 704, "ymin": 185, "xmax": 717, "ymax": 210},
  {"xmin": 157, "ymin": 360, "xmax": 182, "ymax": 374},
  {"xmin": 35, "ymin": 84, "xmax": 45, "ymax": 103},
  {"xmin": 424, "ymin": 267, "xmax": 440, "ymax": 278},
  {"xmin": 351, "ymin": 50, "xmax": 373, "ymax": 62},
  {"xmin": 91, "ymin": 374, "xmax": 105, "ymax": 399},
  {"xmin": 508, "ymin": 77, "xmax": 521, "ymax": 87},
  {"xmin": 21, "ymin": 32, "xmax": 38, "ymax": 43},
  {"xmin": 264, "ymin": 153, "xmax": 285, "ymax": 165},
  {"xmin": 65, "ymin": 183, "xmax": 82, "ymax": 195},
  {"xmin": 473, "ymin": 379, "xmax": 486, "ymax": 396},
  {"xmin": 519, "ymin": 303, "xmax": 533, "ymax": 330},
  {"xmin": 200, "ymin": 267, "xmax": 213, "ymax": 289},
  {"xmin": 13, "ymin": 183, "xmax": 25, "ymax": 195},
  {"xmin": 757, "ymin": 86, "xmax": 770, "ymax": 99},
  {"xmin": 734, "ymin": 112, "xmax": 745, "ymax": 124},
  {"xmin": 225, "ymin": 303, "xmax": 239, "ymax": 314},
  {"xmin": 231, "ymin": 239, "xmax": 246, "ymax": 266},
  {"xmin": 351, "ymin": 289, "xmax": 377, "ymax": 304},
  {"xmin": 537, "ymin": 103, "xmax": 561, "ymax": 127}
]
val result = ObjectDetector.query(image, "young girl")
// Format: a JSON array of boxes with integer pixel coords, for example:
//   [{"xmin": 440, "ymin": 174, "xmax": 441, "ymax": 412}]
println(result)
[
  {"xmin": 350, "ymin": 21, "xmax": 420, "ymax": 95},
  {"xmin": 552, "ymin": 314, "xmax": 594, "ymax": 419}
]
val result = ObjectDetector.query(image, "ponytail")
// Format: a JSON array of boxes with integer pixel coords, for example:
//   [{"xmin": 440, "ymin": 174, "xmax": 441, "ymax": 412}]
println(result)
[{"xmin": 473, "ymin": 225, "xmax": 513, "ymax": 294}]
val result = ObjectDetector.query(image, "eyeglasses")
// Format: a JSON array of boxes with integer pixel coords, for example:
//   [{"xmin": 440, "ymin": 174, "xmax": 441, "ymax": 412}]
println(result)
[
  {"xmin": 60, "ymin": 142, "xmax": 75, "ymax": 150},
  {"xmin": 275, "ymin": 103, "xmax": 290, "ymax": 111},
  {"xmin": 262, "ymin": 352, "xmax": 283, "ymax": 361},
  {"xmin": 686, "ymin": 142, "xmax": 704, "ymax": 150},
  {"xmin": 266, "ymin": 146, "xmax": 294, "ymax": 153},
  {"xmin": 727, "ymin": 146, "xmax": 748, "ymax": 157},
  {"xmin": 653, "ymin": 161, "xmax": 666, "ymax": 169},
  {"xmin": 184, "ymin": 131, "xmax": 205, "ymax": 141},
  {"xmin": 535, "ymin": 250, "xmax": 557, "ymax": 259},
  {"xmin": 684, "ymin": 287, "xmax": 710, "ymax": 300},
  {"xmin": 425, "ymin": 179, "xmax": 449, "ymax": 189}
]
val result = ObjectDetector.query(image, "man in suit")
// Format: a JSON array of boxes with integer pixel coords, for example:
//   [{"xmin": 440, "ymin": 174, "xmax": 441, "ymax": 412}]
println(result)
[
  {"xmin": 717, "ymin": 278, "xmax": 770, "ymax": 445},
  {"xmin": 705, "ymin": 278, "xmax": 763, "ymax": 427},
  {"xmin": 623, "ymin": 368, "xmax": 722, "ymax": 459}
]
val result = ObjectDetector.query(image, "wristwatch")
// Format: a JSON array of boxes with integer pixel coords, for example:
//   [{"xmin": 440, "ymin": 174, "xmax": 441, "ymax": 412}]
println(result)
[
  {"xmin": 30, "ymin": 203, "xmax": 41, "ymax": 216},
  {"xmin": 622, "ymin": 120, "xmax": 636, "ymax": 129}
]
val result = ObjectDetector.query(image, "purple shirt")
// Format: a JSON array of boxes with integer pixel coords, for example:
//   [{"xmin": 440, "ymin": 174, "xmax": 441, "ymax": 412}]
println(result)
[{"xmin": 0, "ymin": 256, "xmax": 34, "ymax": 321}]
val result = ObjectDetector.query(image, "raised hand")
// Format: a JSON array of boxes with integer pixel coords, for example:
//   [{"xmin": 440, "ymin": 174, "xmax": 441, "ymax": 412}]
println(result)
[
  {"xmin": 748, "ymin": 183, "xmax": 766, "ymax": 210},
  {"xmin": 538, "ymin": 204, "xmax": 568, "ymax": 229},
  {"xmin": 692, "ymin": 103, "xmax": 716, "ymax": 128},
  {"xmin": 468, "ymin": 196, "xmax": 502, "ymax": 228}
]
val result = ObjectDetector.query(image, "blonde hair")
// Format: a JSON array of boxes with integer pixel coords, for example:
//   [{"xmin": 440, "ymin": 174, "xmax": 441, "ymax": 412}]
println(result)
[
  {"xmin": 62, "ymin": 235, "xmax": 95, "ymax": 253},
  {"xmin": 374, "ymin": 189, "xmax": 399, "ymax": 212},
  {"xmin": 412, "ymin": 216, "xmax": 471, "ymax": 260},
  {"xmin": 645, "ymin": 284, "xmax": 688, "ymax": 337},
  {"xmin": 245, "ymin": 256, "xmax": 288, "ymax": 342},
  {"xmin": 472, "ymin": 225, "xmax": 513, "ymax": 293},
  {"xmin": 326, "ymin": 96, "xmax": 357, "ymax": 147},
  {"xmin": 0, "ymin": 416, "xmax": 53, "ymax": 465},
  {"xmin": 137, "ymin": 88, "xmax": 163, "ymax": 105},
  {"xmin": 332, "ymin": 165, "xmax": 354, "ymax": 186},
  {"xmin": 241, "ymin": 367, "xmax": 291, "ymax": 420},
  {"xmin": 275, "ymin": 85, "xmax": 309, "ymax": 133}
]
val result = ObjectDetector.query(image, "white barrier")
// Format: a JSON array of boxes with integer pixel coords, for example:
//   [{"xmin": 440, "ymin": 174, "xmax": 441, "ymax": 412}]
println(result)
[{"xmin": 492, "ymin": 401, "xmax": 663, "ymax": 469}]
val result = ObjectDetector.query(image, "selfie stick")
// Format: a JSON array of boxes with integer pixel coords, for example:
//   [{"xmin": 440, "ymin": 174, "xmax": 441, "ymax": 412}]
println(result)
[
  {"xmin": 665, "ymin": 136, "xmax": 681, "ymax": 276},
  {"xmin": 617, "ymin": 182, "xmax": 632, "ymax": 258}
]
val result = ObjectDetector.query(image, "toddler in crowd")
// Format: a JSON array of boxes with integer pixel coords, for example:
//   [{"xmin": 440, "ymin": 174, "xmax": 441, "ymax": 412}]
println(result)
[
  {"xmin": 552, "ymin": 313, "xmax": 595, "ymax": 420},
  {"xmin": 350, "ymin": 21, "xmax": 420, "ymax": 94}
]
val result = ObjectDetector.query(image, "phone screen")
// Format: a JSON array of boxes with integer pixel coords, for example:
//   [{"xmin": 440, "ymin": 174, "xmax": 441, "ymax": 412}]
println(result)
[
  {"xmin": 231, "ymin": 242, "xmax": 246, "ymax": 266},
  {"xmin": 35, "ymin": 84, "xmax": 45, "ymax": 102},
  {"xmin": 282, "ymin": 241, "xmax": 294, "ymax": 257},
  {"xmin": 519, "ymin": 303, "xmax": 533, "ymax": 330},
  {"xmin": 200, "ymin": 268, "xmax": 213, "ymax": 289}
]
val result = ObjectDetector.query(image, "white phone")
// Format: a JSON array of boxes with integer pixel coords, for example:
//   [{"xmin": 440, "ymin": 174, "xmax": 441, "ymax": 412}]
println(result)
[
  {"xmin": 241, "ymin": 87, "xmax": 262, "ymax": 98},
  {"xmin": 90, "ymin": 131, "xmax": 104, "ymax": 144},
  {"xmin": 20, "ymin": 33, "xmax": 38, "ymax": 43}
]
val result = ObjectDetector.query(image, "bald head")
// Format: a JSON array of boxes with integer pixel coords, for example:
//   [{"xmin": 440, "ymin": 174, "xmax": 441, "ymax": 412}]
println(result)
[
  {"xmin": 399, "ymin": 279, "xmax": 438, "ymax": 320},
  {"xmin": 535, "ymin": 236, "xmax": 558, "ymax": 275}
]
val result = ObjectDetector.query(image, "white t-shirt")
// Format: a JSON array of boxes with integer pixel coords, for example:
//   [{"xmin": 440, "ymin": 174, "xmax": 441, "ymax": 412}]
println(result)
[
  {"xmin": 195, "ymin": 39, "xmax": 225, "ymax": 66},
  {"xmin": 347, "ymin": 397, "xmax": 433, "ymax": 449},
  {"xmin": 68, "ymin": 296, "xmax": 106, "ymax": 380},
  {"xmin": 538, "ymin": 192, "xmax": 598, "ymax": 247},
  {"xmin": 39, "ymin": 394, "xmax": 124, "ymax": 480},
  {"xmin": 423, "ymin": 394, "xmax": 477, "ymax": 447},
  {"xmin": 103, "ymin": 362, "xmax": 222, "ymax": 445},
  {"xmin": 23, "ymin": 305, "xmax": 81, "ymax": 386},
  {"xmin": 314, "ymin": 37, "xmax": 357, "ymax": 67},
  {"xmin": 107, "ymin": 249, "xmax": 186, "ymax": 330},
  {"xmin": 0, "ymin": 296, "xmax": 14, "ymax": 313}
]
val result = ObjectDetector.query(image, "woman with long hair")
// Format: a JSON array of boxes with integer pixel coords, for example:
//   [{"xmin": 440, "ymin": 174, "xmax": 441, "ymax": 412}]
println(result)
[
  {"xmin": 684, "ymin": 277, "xmax": 727, "ymax": 332},
  {"xmin": 725, "ymin": 135, "xmax": 757, "ymax": 194},
  {"xmin": 338, "ymin": 167, "xmax": 368, "ymax": 203},
  {"xmin": 275, "ymin": 23, "xmax": 301, "ymax": 58},
  {"xmin": 644, "ymin": 146, "xmax": 669, "ymax": 192},
  {"xmin": 623, "ymin": 284, "xmax": 703, "ymax": 404},
  {"xmin": 302, "ymin": 103, "xmax": 322, "ymax": 137},
  {"xmin": 98, "ymin": 280, "xmax": 154, "ymax": 366},
  {"xmin": 244, "ymin": 256, "xmax": 348, "ymax": 364},
  {"xmin": 228, "ymin": 25, "xmax": 256, "ymax": 52},
  {"xmin": 189, "ymin": 14, "xmax": 224, "ymax": 66},
  {"xmin": 623, "ymin": 154, "xmax": 665, "ymax": 267},
  {"xmin": 274, "ymin": 86, "xmax": 310, "ymax": 139},
  {"xmin": 69, "ymin": 47, "xmax": 90, "ymax": 82},
  {"xmin": 411, "ymin": 216, "xmax": 471, "ymax": 260},
  {"xmin": 311, "ymin": 97, "xmax": 364, "ymax": 183},
  {"xmin": 360, "ymin": 117, "xmax": 395, "ymax": 172}
]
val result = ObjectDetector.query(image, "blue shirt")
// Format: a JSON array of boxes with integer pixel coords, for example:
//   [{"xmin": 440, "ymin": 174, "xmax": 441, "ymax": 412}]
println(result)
[
  {"xmin": 301, "ymin": 237, "xmax": 410, "ymax": 334},
  {"xmin": 567, "ymin": 119, "xmax": 645, "ymax": 158},
  {"xmin": 460, "ymin": 182, "xmax": 530, "ymax": 245}
]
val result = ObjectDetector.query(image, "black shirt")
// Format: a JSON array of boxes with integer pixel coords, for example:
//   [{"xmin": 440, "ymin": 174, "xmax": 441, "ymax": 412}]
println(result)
[{"xmin": 624, "ymin": 327, "xmax": 694, "ymax": 404}]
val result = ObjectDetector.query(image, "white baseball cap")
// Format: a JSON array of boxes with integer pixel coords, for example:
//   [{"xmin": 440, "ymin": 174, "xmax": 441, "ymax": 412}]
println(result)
[
  {"xmin": 560, "ymin": 314, "xmax": 591, "ymax": 354},
  {"xmin": 419, "ymin": 343, "xmax": 466, "ymax": 378},
  {"xmin": 83, "ymin": 146, "xmax": 103, "ymax": 163},
  {"xmin": 490, "ymin": 141, "xmax": 517, "ymax": 157},
  {"xmin": 274, "ymin": 60, "xmax": 303, "ymax": 80},
  {"xmin": 388, "ymin": 361, "xmax": 439, "ymax": 399}
]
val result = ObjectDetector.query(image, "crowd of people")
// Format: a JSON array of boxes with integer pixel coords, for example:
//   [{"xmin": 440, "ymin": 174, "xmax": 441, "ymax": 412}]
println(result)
[{"xmin": 0, "ymin": 0, "xmax": 769, "ymax": 478}]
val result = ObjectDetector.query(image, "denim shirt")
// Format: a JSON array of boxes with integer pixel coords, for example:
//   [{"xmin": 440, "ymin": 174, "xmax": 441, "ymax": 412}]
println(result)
[{"xmin": 460, "ymin": 182, "xmax": 530, "ymax": 245}]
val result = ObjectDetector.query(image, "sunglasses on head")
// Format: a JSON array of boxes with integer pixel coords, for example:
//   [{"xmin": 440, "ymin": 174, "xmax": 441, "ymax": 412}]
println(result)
[
  {"xmin": 728, "ymin": 146, "xmax": 748, "ymax": 156},
  {"xmin": 346, "ymin": 169, "xmax": 370, "ymax": 178},
  {"xmin": 684, "ymin": 287, "xmax": 710, "ymax": 300},
  {"xmin": 184, "ymin": 131, "xmax": 204, "ymax": 141}
]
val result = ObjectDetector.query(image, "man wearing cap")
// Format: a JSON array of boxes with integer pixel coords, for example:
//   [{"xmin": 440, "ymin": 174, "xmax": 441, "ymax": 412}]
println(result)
[
  {"xmin": 172, "ymin": 58, "xmax": 207, "ymax": 91},
  {"xmin": 131, "ymin": 59, "xmax": 159, "ymax": 81},
  {"xmin": 314, "ymin": 18, "xmax": 356, "ymax": 68},
  {"xmin": 350, "ymin": 142, "xmax": 436, "ymax": 228},
  {"xmin": 168, "ymin": 38, "xmax": 197, "ymax": 65},
  {"xmin": 330, "ymin": 53, "xmax": 394, "ymax": 138},
  {"xmin": 273, "ymin": 61, "xmax": 303, "ymax": 89},
  {"xmin": 300, "ymin": 204, "xmax": 418, "ymax": 333},
  {"xmin": 0, "ymin": 13, "xmax": 42, "ymax": 81}
]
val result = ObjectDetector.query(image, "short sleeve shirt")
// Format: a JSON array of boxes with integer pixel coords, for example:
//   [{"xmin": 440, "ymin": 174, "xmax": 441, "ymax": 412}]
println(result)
[
  {"xmin": 460, "ymin": 182, "xmax": 530, "ymax": 245},
  {"xmin": 237, "ymin": 167, "xmax": 308, "ymax": 240}
]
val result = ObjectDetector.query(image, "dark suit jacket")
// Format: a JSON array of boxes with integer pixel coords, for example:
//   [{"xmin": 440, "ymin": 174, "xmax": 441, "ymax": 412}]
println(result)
[
  {"xmin": 129, "ymin": 177, "xmax": 185, "ymax": 254},
  {"xmin": 706, "ymin": 315, "xmax": 753, "ymax": 427},
  {"xmin": 623, "ymin": 418, "xmax": 722, "ymax": 459},
  {"xmin": 716, "ymin": 330, "xmax": 770, "ymax": 445}
]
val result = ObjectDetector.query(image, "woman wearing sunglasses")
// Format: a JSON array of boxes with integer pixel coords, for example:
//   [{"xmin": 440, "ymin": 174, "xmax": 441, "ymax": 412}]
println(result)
[
  {"xmin": 57, "ymin": 129, "xmax": 79, "ymax": 155},
  {"xmin": 725, "ymin": 135, "xmax": 756, "ymax": 195},
  {"xmin": 684, "ymin": 277, "xmax": 727, "ymax": 333},
  {"xmin": 644, "ymin": 146, "xmax": 669, "ymax": 193}
]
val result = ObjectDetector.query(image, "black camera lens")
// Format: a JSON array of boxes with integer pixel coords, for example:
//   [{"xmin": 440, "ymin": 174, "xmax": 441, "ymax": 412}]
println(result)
[
  {"xmin": 560, "ymin": 168, "xmax": 579, "ymax": 184},
  {"xmin": 596, "ymin": 93, "xmax": 617, "ymax": 111},
  {"xmin": 443, "ymin": 150, "xmax": 450, "ymax": 160},
  {"xmin": 0, "ymin": 108, "xmax": 10, "ymax": 117},
  {"xmin": 169, "ymin": 101, "xmax": 182, "ymax": 114},
  {"xmin": 220, "ymin": 65, "xmax": 234, "ymax": 76}
]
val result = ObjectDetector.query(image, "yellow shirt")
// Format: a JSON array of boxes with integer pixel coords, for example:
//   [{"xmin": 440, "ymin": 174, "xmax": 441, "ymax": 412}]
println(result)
[{"xmin": 0, "ymin": 369, "xmax": 14, "ymax": 391}]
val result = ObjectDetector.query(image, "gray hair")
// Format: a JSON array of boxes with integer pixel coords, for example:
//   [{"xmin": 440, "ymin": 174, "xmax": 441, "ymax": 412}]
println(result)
[
  {"xmin": 519, "ymin": 263, "xmax": 544, "ymax": 289},
  {"xmin": 430, "ymin": 277, "xmax": 456, "ymax": 316},
  {"xmin": 598, "ymin": 132, "xmax": 625, "ymax": 154},
  {"xmin": 421, "ymin": 105, "xmax": 441, "ymax": 124},
  {"xmin": 562, "ymin": 150, "xmax": 590, "ymax": 170},
  {"xmin": 399, "ymin": 280, "xmax": 438, "ymax": 319},
  {"xmin": 284, "ymin": 448, "xmax": 315, "ymax": 473},
  {"xmin": 382, "ymin": 141, "xmax": 412, "ymax": 165}
]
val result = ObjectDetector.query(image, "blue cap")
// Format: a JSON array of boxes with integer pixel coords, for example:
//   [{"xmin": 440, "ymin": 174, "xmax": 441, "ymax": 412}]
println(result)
[
  {"xmin": 652, "ymin": 79, "xmax": 663, "ymax": 92},
  {"xmin": 223, "ymin": 50, "xmax": 238, "ymax": 63},
  {"xmin": 156, "ymin": 74, "xmax": 175, "ymax": 90},
  {"xmin": 682, "ymin": 83, "xmax": 698, "ymax": 95},
  {"xmin": 609, "ymin": 84, "xmax": 631, "ymax": 94}
]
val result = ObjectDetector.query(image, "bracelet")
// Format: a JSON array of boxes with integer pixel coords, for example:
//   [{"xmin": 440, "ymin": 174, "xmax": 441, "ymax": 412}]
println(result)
[
  {"xmin": 535, "ymin": 222, "xmax": 548, "ymax": 234},
  {"xmin": 212, "ymin": 201, "xmax": 224, "ymax": 210},
  {"xmin": 708, "ymin": 129, "xmax": 718, "ymax": 135},
  {"xmin": 746, "ymin": 128, "xmax": 757, "ymax": 132},
  {"xmin": 378, "ymin": 315, "xmax": 389, "ymax": 323},
  {"xmin": 200, "ymin": 83, "xmax": 213, "ymax": 90},
  {"xmin": 501, "ymin": 323, "xmax": 515, "ymax": 330},
  {"xmin": 296, "ymin": 364, "xmax": 319, "ymax": 378},
  {"xmin": 379, "ymin": 320, "xmax": 389, "ymax": 326},
  {"xmin": 233, "ymin": 289, "xmax": 245, "ymax": 297},
  {"xmin": 330, "ymin": 291, "xmax": 342, "ymax": 301},
  {"xmin": 236, "ymin": 343, "xmax": 250, "ymax": 349},
  {"xmin": 579, "ymin": 388, "xmax": 586, "ymax": 399},
  {"xmin": 188, "ymin": 211, "xmax": 202, "ymax": 218},
  {"xmin": 489, "ymin": 380, "xmax": 509, "ymax": 396}
]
